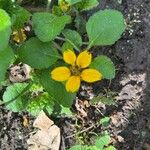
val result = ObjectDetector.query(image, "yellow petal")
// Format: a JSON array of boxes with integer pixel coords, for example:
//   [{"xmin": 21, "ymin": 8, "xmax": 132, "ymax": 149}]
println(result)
[
  {"xmin": 76, "ymin": 50, "xmax": 92, "ymax": 68},
  {"xmin": 51, "ymin": 67, "xmax": 71, "ymax": 81},
  {"xmin": 66, "ymin": 76, "xmax": 81, "ymax": 92},
  {"xmin": 63, "ymin": 50, "xmax": 76, "ymax": 65},
  {"xmin": 81, "ymin": 69, "xmax": 102, "ymax": 83}
]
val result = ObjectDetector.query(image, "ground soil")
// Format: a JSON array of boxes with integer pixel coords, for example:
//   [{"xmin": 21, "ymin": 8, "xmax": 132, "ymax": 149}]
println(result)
[{"xmin": 0, "ymin": 0, "xmax": 150, "ymax": 150}]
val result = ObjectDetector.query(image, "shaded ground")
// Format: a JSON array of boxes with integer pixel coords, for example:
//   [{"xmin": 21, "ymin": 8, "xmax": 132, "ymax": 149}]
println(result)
[{"xmin": 0, "ymin": 0, "xmax": 150, "ymax": 149}]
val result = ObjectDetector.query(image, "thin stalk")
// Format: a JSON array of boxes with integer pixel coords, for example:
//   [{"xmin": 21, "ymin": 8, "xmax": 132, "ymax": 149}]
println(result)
[
  {"xmin": 65, "ymin": 124, "xmax": 95, "ymax": 139},
  {"xmin": 87, "ymin": 42, "xmax": 93, "ymax": 50},
  {"xmin": 56, "ymin": 36, "xmax": 89, "ymax": 51},
  {"xmin": 52, "ymin": 41, "xmax": 63, "ymax": 56},
  {"xmin": 46, "ymin": 0, "xmax": 51, "ymax": 12},
  {"xmin": 56, "ymin": 36, "xmax": 66, "ymax": 41},
  {"xmin": 82, "ymin": 42, "xmax": 89, "ymax": 45},
  {"xmin": 56, "ymin": 36, "xmax": 81, "ymax": 51}
]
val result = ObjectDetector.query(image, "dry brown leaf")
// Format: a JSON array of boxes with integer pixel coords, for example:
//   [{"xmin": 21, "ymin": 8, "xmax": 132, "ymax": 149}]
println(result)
[
  {"xmin": 33, "ymin": 110, "xmax": 54, "ymax": 131},
  {"xmin": 23, "ymin": 116, "xmax": 29, "ymax": 128},
  {"xmin": 27, "ymin": 111, "xmax": 60, "ymax": 150},
  {"xmin": 9, "ymin": 63, "xmax": 31, "ymax": 83},
  {"xmin": 75, "ymin": 98, "xmax": 87, "ymax": 117}
]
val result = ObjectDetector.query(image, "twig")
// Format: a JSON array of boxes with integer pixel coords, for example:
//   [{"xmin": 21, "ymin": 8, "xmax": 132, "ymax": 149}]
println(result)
[
  {"xmin": 60, "ymin": 136, "xmax": 66, "ymax": 150},
  {"xmin": 65, "ymin": 124, "xmax": 95, "ymax": 139}
]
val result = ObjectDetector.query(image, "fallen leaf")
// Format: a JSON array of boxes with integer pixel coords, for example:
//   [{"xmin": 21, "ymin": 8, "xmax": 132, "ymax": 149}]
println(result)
[
  {"xmin": 33, "ymin": 110, "xmax": 54, "ymax": 131},
  {"xmin": 27, "ymin": 111, "xmax": 60, "ymax": 150},
  {"xmin": 23, "ymin": 116, "xmax": 29, "ymax": 128},
  {"xmin": 9, "ymin": 63, "xmax": 31, "ymax": 83},
  {"xmin": 75, "ymin": 98, "xmax": 87, "ymax": 117}
]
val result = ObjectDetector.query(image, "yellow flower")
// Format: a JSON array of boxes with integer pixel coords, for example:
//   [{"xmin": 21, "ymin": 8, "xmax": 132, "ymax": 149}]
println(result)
[
  {"xmin": 59, "ymin": 1, "xmax": 70, "ymax": 12},
  {"xmin": 12, "ymin": 29, "xmax": 27, "ymax": 43},
  {"xmin": 51, "ymin": 50, "xmax": 102, "ymax": 92}
]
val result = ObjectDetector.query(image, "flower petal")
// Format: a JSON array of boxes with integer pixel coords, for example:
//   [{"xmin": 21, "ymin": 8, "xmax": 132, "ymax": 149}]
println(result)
[
  {"xmin": 81, "ymin": 69, "xmax": 102, "ymax": 83},
  {"xmin": 63, "ymin": 49, "xmax": 76, "ymax": 65},
  {"xmin": 66, "ymin": 76, "xmax": 81, "ymax": 92},
  {"xmin": 76, "ymin": 50, "xmax": 92, "ymax": 68},
  {"xmin": 51, "ymin": 67, "xmax": 71, "ymax": 81}
]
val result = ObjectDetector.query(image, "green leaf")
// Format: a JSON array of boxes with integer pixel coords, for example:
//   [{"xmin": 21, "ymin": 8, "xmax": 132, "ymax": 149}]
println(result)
[
  {"xmin": 0, "ymin": 46, "xmax": 15, "ymax": 84},
  {"xmin": 59, "ymin": 0, "xmax": 82, "ymax": 5},
  {"xmin": 86, "ymin": 146, "xmax": 99, "ymax": 150},
  {"xmin": 69, "ymin": 145, "xmax": 97, "ymax": 150},
  {"xmin": 86, "ymin": 9, "xmax": 126, "ymax": 47},
  {"xmin": 0, "ymin": 9, "xmax": 11, "ymax": 51},
  {"xmin": 76, "ymin": 0, "xmax": 99, "ymax": 11},
  {"xmin": 92, "ymin": 96, "xmax": 116, "ymax": 106},
  {"xmin": 11, "ymin": 6, "xmax": 31, "ymax": 29},
  {"xmin": 60, "ymin": 105, "xmax": 73, "ymax": 116},
  {"xmin": 62, "ymin": 29, "xmax": 82, "ymax": 51},
  {"xmin": 52, "ymin": 5, "xmax": 63, "ymax": 16},
  {"xmin": 100, "ymin": 97, "xmax": 116, "ymax": 106},
  {"xmin": 3, "ymin": 83, "xmax": 29, "ymax": 112},
  {"xmin": 69, "ymin": 145, "xmax": 81, "ymax": 150},
  {"xmin": 32, "ymin": 12, "xmax": 71, "ymax": 42},
  {"xmin": 99, "ymin": 117, "xmax": 110, "ymax": 127},
  {"xmin": 69, "ymin": 145, "xmax": 82, "ymax": 150},
  {"xmin": 67, "ymin": 0, "xmax": 82, "ymax": 5},
  {"xmin": 104, "ymin": 146, "xmax": 117, "ymax": 150},
  {"xmin": 62, "ymin": 41, "xmax": 74, "ymax": 52},
  {"xmin": 90, "ymin": 55, "xmax": 115, "ymax": 79},
  {"xmin": 0, "ymin": 0, "xmax": 14, "ymax": 14},
  {"xmin": 17, "ymin": 37, "xmax": 59, "ymax": 69},
  {"xmin": 27, "ymin": 93, "xmax": 54, "ymax": 116},
  {"xmin": 38, "ymin": 69, "xmax": 76, "ymax": 107},
  {"xmin": 75, "ymin": 16, "xmax": 86, "ymax": 34},
  {"xmin": 95, "ymin": 135, "xmax": 111, "ymax": 149}
]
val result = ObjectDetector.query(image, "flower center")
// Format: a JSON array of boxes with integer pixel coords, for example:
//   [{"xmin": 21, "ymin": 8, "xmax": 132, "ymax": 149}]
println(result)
[{"xmin": 70, "ymin": 65, "xmax": 81, "ymax": 76}]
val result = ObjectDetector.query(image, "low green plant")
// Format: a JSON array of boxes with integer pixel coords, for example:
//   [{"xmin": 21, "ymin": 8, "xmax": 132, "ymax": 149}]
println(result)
[
  {"xmin": 91, "ymin": 90, "xmax": 117, "ymax": 106},
  {"xmin": 99, "ymin": 117, "xmax": 110, "ymax": 127},
  {"xmin": 69, "ymin": 132, "xmax": 116, "ymax": 150},
  {"xmin": 0, "ymin": 0, "xmax": 126, "ymax": 115}
]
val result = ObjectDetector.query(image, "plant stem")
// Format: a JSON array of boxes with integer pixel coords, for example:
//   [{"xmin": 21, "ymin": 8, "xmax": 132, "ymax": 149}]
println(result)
[
  {"xmin": 52, "ymin": 41, "xmax": 63, "ymax": 55},
  {"xmin": 46, "ymin": 0, "xmax": 51, "ymax": 11},
  {"xmin": 82, "ymin": 42, "xmax": 89, "ymax": 45},
  {"xmin": 56, "ymin": 36, "xmax": 66, "ymax": 41},
  {"xmin": 87, "ymin": 42, "xmax": 93, "ymax": 50},
  {"xmin": 65, "ymin": 124, "xmax": 95, "ymax": 139},
  {"xmin": 56, "ymin": 36, "xmax": 89, "ymax": 51},
  {"xmin": 56, "ymin": 36, "xmax": 80, "ymax": 51}
]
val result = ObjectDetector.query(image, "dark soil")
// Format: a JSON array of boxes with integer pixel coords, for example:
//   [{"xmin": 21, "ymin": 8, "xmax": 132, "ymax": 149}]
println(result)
[{"xmin": 0, "ymin": 0, "xmax": 150, "ymax": 150}]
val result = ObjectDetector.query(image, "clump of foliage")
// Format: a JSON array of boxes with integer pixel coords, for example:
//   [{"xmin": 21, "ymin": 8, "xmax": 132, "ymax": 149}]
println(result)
[
  {"xmin": 69, "ymin": 132, "xmax": 116, "ymax": 150},
  {"xmin": 0, "ymin": 0, "xmax": 125, "ymax": 116},
  {"xmin": 0, "ymin": 0, "xmax": 126, "ymax": 149}
]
